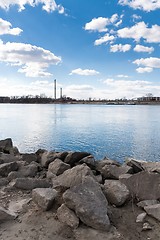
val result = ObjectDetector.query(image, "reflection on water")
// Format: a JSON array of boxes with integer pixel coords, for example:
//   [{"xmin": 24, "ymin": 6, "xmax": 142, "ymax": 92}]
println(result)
[{"xmin": 0, "ymin": 104, "xmax": 160, "ymax": 162}]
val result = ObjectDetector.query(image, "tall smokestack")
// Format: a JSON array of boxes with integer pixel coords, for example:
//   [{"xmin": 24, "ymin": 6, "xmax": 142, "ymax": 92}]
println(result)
[
  {"xmin": 54, "ymin": 79, "xmax": 56, "ymax": 100},
  {"xmin": 60, "ymin": 87, "xmax": 62, "ymax": 99}
]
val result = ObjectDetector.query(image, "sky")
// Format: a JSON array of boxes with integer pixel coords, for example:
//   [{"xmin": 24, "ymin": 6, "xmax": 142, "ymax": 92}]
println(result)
[{"xmin": 0, "ymin": 0, "xmax": 160, "ymax": 100}]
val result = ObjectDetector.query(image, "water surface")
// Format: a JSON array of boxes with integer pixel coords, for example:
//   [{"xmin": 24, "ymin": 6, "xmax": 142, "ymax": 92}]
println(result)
[{"xmin": 0, "ymin": 104, "xmax": 159, "ymax": 162}]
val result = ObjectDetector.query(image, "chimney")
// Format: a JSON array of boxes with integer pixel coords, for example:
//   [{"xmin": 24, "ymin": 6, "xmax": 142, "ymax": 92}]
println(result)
[
  {"xmin": 60, "ymin": 87, "xmax": 62, "ymax": 99},
  {"xmin": 54, "ymin": 79, "xmax": 56, "ymax": 100}
]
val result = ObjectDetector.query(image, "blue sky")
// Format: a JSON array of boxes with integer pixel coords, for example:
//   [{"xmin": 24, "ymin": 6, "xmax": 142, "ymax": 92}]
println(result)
[{"xmin": 0, "ymin": 0, "xmax": 160, "ymax": 100}]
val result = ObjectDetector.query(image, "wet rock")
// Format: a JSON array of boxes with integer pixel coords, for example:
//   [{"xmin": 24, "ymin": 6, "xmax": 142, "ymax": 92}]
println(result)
[
  {"xmin": 0, "ymin": 206, "xmax": 17, "ymax": 221},
  {"xmin": 64, "ymin": 151, "xmax": 90, "ymax": 167},
  {"xmin": 11, "ymin": 177, "xmax": 51, "ymax": 190},
  {"xmin": 57, "ymin": 203, "xmax": 79, "ymax": 229},
  {"xmin": 63, "ymin": 176, "xmax": 110, "ymax": 231},
  {"xmin": 48, "ymin": 159, "xmax": 70, "ymax": 176},
  {"xmin": 52, "ymin": 164, "xmax": 94, "ymax": 190},
  {"xmin": 78, "ymin": 155, "xmax": 96, "ymax": 170},
  {"xmin": 0, "ymin": 161, "xmax": 18, "ymax": 177},
  {"xmin": 0, "ymin": 138, "xmax": 13, "ymax": 154},
  {"xmin": 101, "ymin": 164, "xmax": 133, "ymax": 180},
  {"xmin": 32, "ymin": 188, "xmax": 57, "ymax": 210},
  {"xmin": 120, "ymin": 171, "xmax": 160, "ymax": 201},
  {"xmin": 104, "ymin": 180, "xmax": 130, "ymax": 206},
  {"xmin": 136, "ymin": 213, "xmax": 147, "ymax": 223},
  {"xmin": 144, "ymin": 204, "xmax": 160, "ymax": 221}
]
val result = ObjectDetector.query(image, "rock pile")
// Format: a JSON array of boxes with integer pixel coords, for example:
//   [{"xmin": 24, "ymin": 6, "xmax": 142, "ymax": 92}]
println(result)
[{"xmin": 0, "ymin": 138, "xmax": 160, "ymax": 239}]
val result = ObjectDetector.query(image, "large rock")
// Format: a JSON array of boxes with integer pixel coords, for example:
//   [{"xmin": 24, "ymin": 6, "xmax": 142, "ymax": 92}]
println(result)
[
  {"xmin": 63, "ymin": 176, "xmax": 110, "ymax": 231},
  {"xmin": 52, "ymin": 164, "xmax": 95, "ymax": 190},
  {"xmin": 120, "ymin": 171, "xmax": 160, "ymax": 201},
  {"xmin": 0, "ymin": 138, "xmax": 13, "ymax": 154},
  {"xmin": 101, "ymin": 164, "xmax": 133, "ymax": 180},
  {"xmin": 104, "ymin": 180, "xmax": 130, "ymax": 206},
  {"xmin": 0, "ymin": 206, "xmax": 17, "ymax": 221},
  {"xmin": 32, "ymin": 188, "xmax": 57, "ymax": 210},
  {"xmin": 20, "ymin": 153, "xmax": 38, "ymax": 163},
  {"xmin": 11, "ymin": 178, "xmax": 51, "ymax": 190},
  {"xmin": 18, "ymin": 163, "xmax": 38, "ymax": 177},
  {"xmin": 126, "ymin": 158, "xmax": 160, "ymax": 173},
  {"xmin": 40, "ymin": 151, "xmax": 57, "ymax": 168},
  {"xmin": 95, "ymin": 157, "xmax": 120, "ymax": 173},
  {"xmin": 0, "ymin": 152, "xmax": 19, "ymax": 163},
  {"xmin": 0, "ymin": 178, "xmax": 9, "ymax": 186},
  {"xmin": 64, "ymin": 152, "xmax": 91, "ymax": 166},
  {"xmin": 57, "ymin": 204, "xmax": 79, "ymax": 229},
  {"xmin": 137, "ymin": 200, "xmax": 159, "ymax": 209},
  {"xmin": 144, "ymin": 204, "xmax": 160, "ymax": 221},
  {"xmin": 48, "ymin": 159, "xmax": 70, "ymax": 176},
  {"xmin": 78, "ymin": 155, "xmax": 96, "ymax": 170},
  {"xmin": 0, "ymin": 162, "xmax": 18, "ymax": 177}
]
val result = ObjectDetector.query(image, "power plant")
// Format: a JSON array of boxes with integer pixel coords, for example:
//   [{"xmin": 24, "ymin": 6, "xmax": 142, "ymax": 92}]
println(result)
[{"xmin": 53, "ymin": 79, "xmax": 63, "ymax": 100}]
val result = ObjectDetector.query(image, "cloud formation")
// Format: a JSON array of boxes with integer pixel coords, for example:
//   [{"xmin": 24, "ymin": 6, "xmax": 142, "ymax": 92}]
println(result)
[
  {"xmin": 119, "ymin": 0, "xmax": 160, "ymax": 12},
  {"xmin": 94, "ymin": 34, "xmax": 115, "ymax": 46},
  {"xmin": 70, "ymin": 68, "xmax": 99, "ymax": 76},
  {"xmin": 0, "ymin": 18, "xmax": 22, "ymax": 35},
  {"xmin": 133, "ymin": 57, "xmax": 160, "ymax": 73},
  {"xmin": 134, "ymin": 45, "xmax": 154, "ymax": 54},
  {"xmin": 84, "ymin": 14, "xmax": 122, "ymax": 32},
  {"xmin": 0, "ymin": 0, "xmax": 64, "ymax": 13},
  {"xmin": 110, "ymin": 44, "xmax": 131, "ymax": 52},
  {"xmin": 0, "ymin": 40, "xmax": 61, "ymax": 77}
]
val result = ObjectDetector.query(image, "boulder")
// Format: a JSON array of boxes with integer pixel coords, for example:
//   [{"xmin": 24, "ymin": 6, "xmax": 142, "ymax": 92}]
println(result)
[
  {"xmin": 137, "ymin": 200, "xmax": 159, "ymax": 209},
  {"xmin": 125, "ymin": 158, "xmax": 145, "ymax": 173},
  {"xmin": 56, "ymin": 151, "xmax": 68, "ymax": 161},
  {"xmin": 20, "ymin": 153, "xmax": 38, "ymax": 163},
  {"xmin": 0, "ymin": 162, "xmax": 18, "ymax": 177},
  {"xmin": 78, "ymin": 155, "xmax": 96, "ymax": 170},
  {"xmin": 101, "ymin": 165, "xmax": 133, "ymax": 180},
  {"xmin": 144, "ymin": 204, "xmax": 160, "ymax": 221},
  {"xmin": 57, "ymin": 204, "xmax": 79, "ymax": 229},
  {"xmin": 63, "ymin": 176, "xmax": 110, "ymax": 231},
  {"xmin": 104, "ymin": 180, "xmax": 130, "ymax": 206},
  {"xmin": 95, "ymin": 157, "xmax": 120, "ymax": 172},
  {"xmin": 18, "ymin": 163, "xmax": 38, "ymax": 177},
  {"xmin": 0, "ymin": 138, "xmax": 13, "ymax": 154},
  {"xmin": 120, "ymin": 171, "xmax": 160, "ymax": 201},
  {"xmin": 52, "ymin": 164, "xmax": 95, "ymax": 190},
  {"xmin": 136, "ymin": 213, "xmax": 147, "ymax": 223},
  {"xmin": 48, "ymin": 159, "xmax": 70, "ymax": 176},
  {"xmin": 0, "ymin": 152, "xmax": 19, "ymax": 163},
  {"xmin": 40, "ymin": 151, "xmax": 57, "ymax": 168},
  {"xmin": 11, "ymin": 178, "xmax": 51, "ymax": 190},
  {"xmin": 64, "ymin": 151, "xmax": 91, "ymax": 166},
  {"xmin": 32, "ymin": 188, "xmax": 57, "ymax": 210},
  {"xmin": 0, "ymin": 178, "xmax": 9, "ymax": 186},
  {"xmin": 0, "ymin": 206, "xmax": 17, "ymax": 221},
  {"xmin": 8, "ymin": 198, "xmax": 31, "ymax": 213}
]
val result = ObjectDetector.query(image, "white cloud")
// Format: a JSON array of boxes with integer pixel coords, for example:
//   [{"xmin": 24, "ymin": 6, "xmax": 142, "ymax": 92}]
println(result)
[
  {"xmin": 0, "ymin": 18, "xmax": 22, "ymax": 35},
  {"xmin": 116, "ymin": 74, "xmax": 129, "ymax": 78},
  {"xmin": 132, "ymin": 14, "xmax": 142, "ymax": 20},
  {"xmin": 0, "ymin": 40, "xmax": 61, "ymax": 77},
  {"xmin": 119, "ymin": 0, "xmax": 160, "ymax": 12},
  {"xmin": 84, "ymin": 14, "xmax": 121, "ymax": 32},
  {"xmin": 134, "ymin": 45, "xmax": 154, "ymax": 54},
  {"xmin": 70, "ymin": 68, "xmax": 99, "ymax": 76},
  {"xmin": 133, "ymin": 57, "xmax": 160, "ymax": 70},
  {"xmin": 117, "ymin": 22, "xmax": 160, "ymax": 43},
  {"xmin": 94, "ymin": 34, "xmax": 115, "ymax": 46},
  {"xmin": 0, "ymin": 0, "xmax": 65, "ymax": 13},
  {"xmin": 136, "ymin": 67, "xmax": 153, "ymax": 73},
  {"xmin": 110, "ymin": 44, "xmax": 131, "ymax": 52}
]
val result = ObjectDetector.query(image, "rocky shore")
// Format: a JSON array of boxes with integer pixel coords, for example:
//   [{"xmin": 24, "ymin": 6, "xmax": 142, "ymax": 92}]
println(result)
[{"xmin": 0, "ymin": 138, "xmax": 160, "ymax": 240}]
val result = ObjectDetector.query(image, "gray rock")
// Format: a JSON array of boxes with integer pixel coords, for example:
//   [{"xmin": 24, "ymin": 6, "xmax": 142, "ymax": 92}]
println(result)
[
  {"xmin": 63, "ymin": 176, "xmax": 110, "ymax": 231},
  {"xmin": 125, "ymin": 158, "xmax": 145, "ymax": 173},
  {"xmin": 64, "ymin": 151, "xmax": 90, "ymax": 166},
  {"xmin": 57, "ymin": 204, "xmax": 79, "ymax": 229},
  {"xmin": 52, "ymin": 164, "xmax": 95, "ymax": 190},
  {"xmin": 19, "ymin": 163, "xmax": 38, "ymax": 177},
  {"xmin": 56, "ymin": 151, "xmax": 68, "ymax": 161},
  {"xmin": 32, "ymin": 188, "xmax": 57, "ymax": 210},
  {"xmin": 0, "ymin": 206, "xmax": 17, "ymax": 221},
  {"xmin": 40, "ymin": 151, "xmax": 57, "ymax": 168},
  {"xmin": 48, "ymin": 158, "xmax": 70, "ymax": 176},
  {"xmin": 46, "ymin": 171, "xmax": 57, "ymax": 180},
  {"xmin": 119, "ymin": 174, "xmax": 132, "ymax": 180},
  {"xmin": 79, "ymin": 155, "xmax": 96, "ymax": 170},
  {"xmin": 104, "ymin": 180, "xmax": 130, "ymax": 206},
  {"xmin": 0, "ymin": 138, "xmax": 13, "ymax": 154},
  {"xmin": 20, "ymin": 153, "xmax": 38, "ymax": 163},
  {"xmin": 101, "ymin": 164, "xmax": 133, "ymax": 180},
  {"xmin": 8, "ymin": 171, "xmax": 24, "ymax": 181},
  {"xmin": 142, "ymin": 222, "xmax": 152, "ymax": 231},
  {"xmin": 144, "ymin": 204, "xmax": 160, "ymax": 221},
  {"xmin": 137, "ymin": 200, "xmax": 159, "ymax": 209},
  {"xmin": 0, "ymin": 161, "xmax": 18, "ymax": 177},
  {"xmin": 0, "ymin": 178, "xmax": 9, "ymax": 186},
  {"xmin": 142, "ymin": 162, "xmax": 160, "ymax": 173},
  {"xmin": 11, "ymin": 177, "xmax": 51, "ymax": 190},
  {"xmin": 136, "ymin": 213, "xmax": 147, "ymax": 223},
  {"xmin": 95, "ymin": 174, "xmax": 103, "ymax": 184},
  {"xmin": 120, "ymin": 171, "xmax": 160, "ymax": 201},
  {"xmin": 0, "ymin": 152, "xmax": 19, "ymax": 163},
  {"xmin": 8, "ymin": 198, "xmax": 31, "ymax": 213},
  {"xmin": 95, "ymin": 157, "xmax": 120, "ymax": 172}
]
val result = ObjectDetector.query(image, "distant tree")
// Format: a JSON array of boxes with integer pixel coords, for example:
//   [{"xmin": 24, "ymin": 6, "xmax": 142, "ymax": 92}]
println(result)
[{"xmin": 146, "ymin": 93, "xmax": 153, "ymax": 98}]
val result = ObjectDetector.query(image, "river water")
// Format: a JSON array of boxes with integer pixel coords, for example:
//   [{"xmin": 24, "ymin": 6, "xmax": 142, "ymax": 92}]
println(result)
[{"xmin": 0, "ymin": 103, "xmax": 159, "ymax": 162}]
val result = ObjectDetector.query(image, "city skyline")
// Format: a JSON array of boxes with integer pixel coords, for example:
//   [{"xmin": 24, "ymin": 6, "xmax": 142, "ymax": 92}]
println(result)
[{"xmin": 0, "ymin": 0, "xmax": 160, "ymax": 100}]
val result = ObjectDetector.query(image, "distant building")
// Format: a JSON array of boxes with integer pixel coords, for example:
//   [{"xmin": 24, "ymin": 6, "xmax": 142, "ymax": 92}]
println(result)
[{"xmin": 137, "ymin": 96, "xmax": 160, "ymax": 102}]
